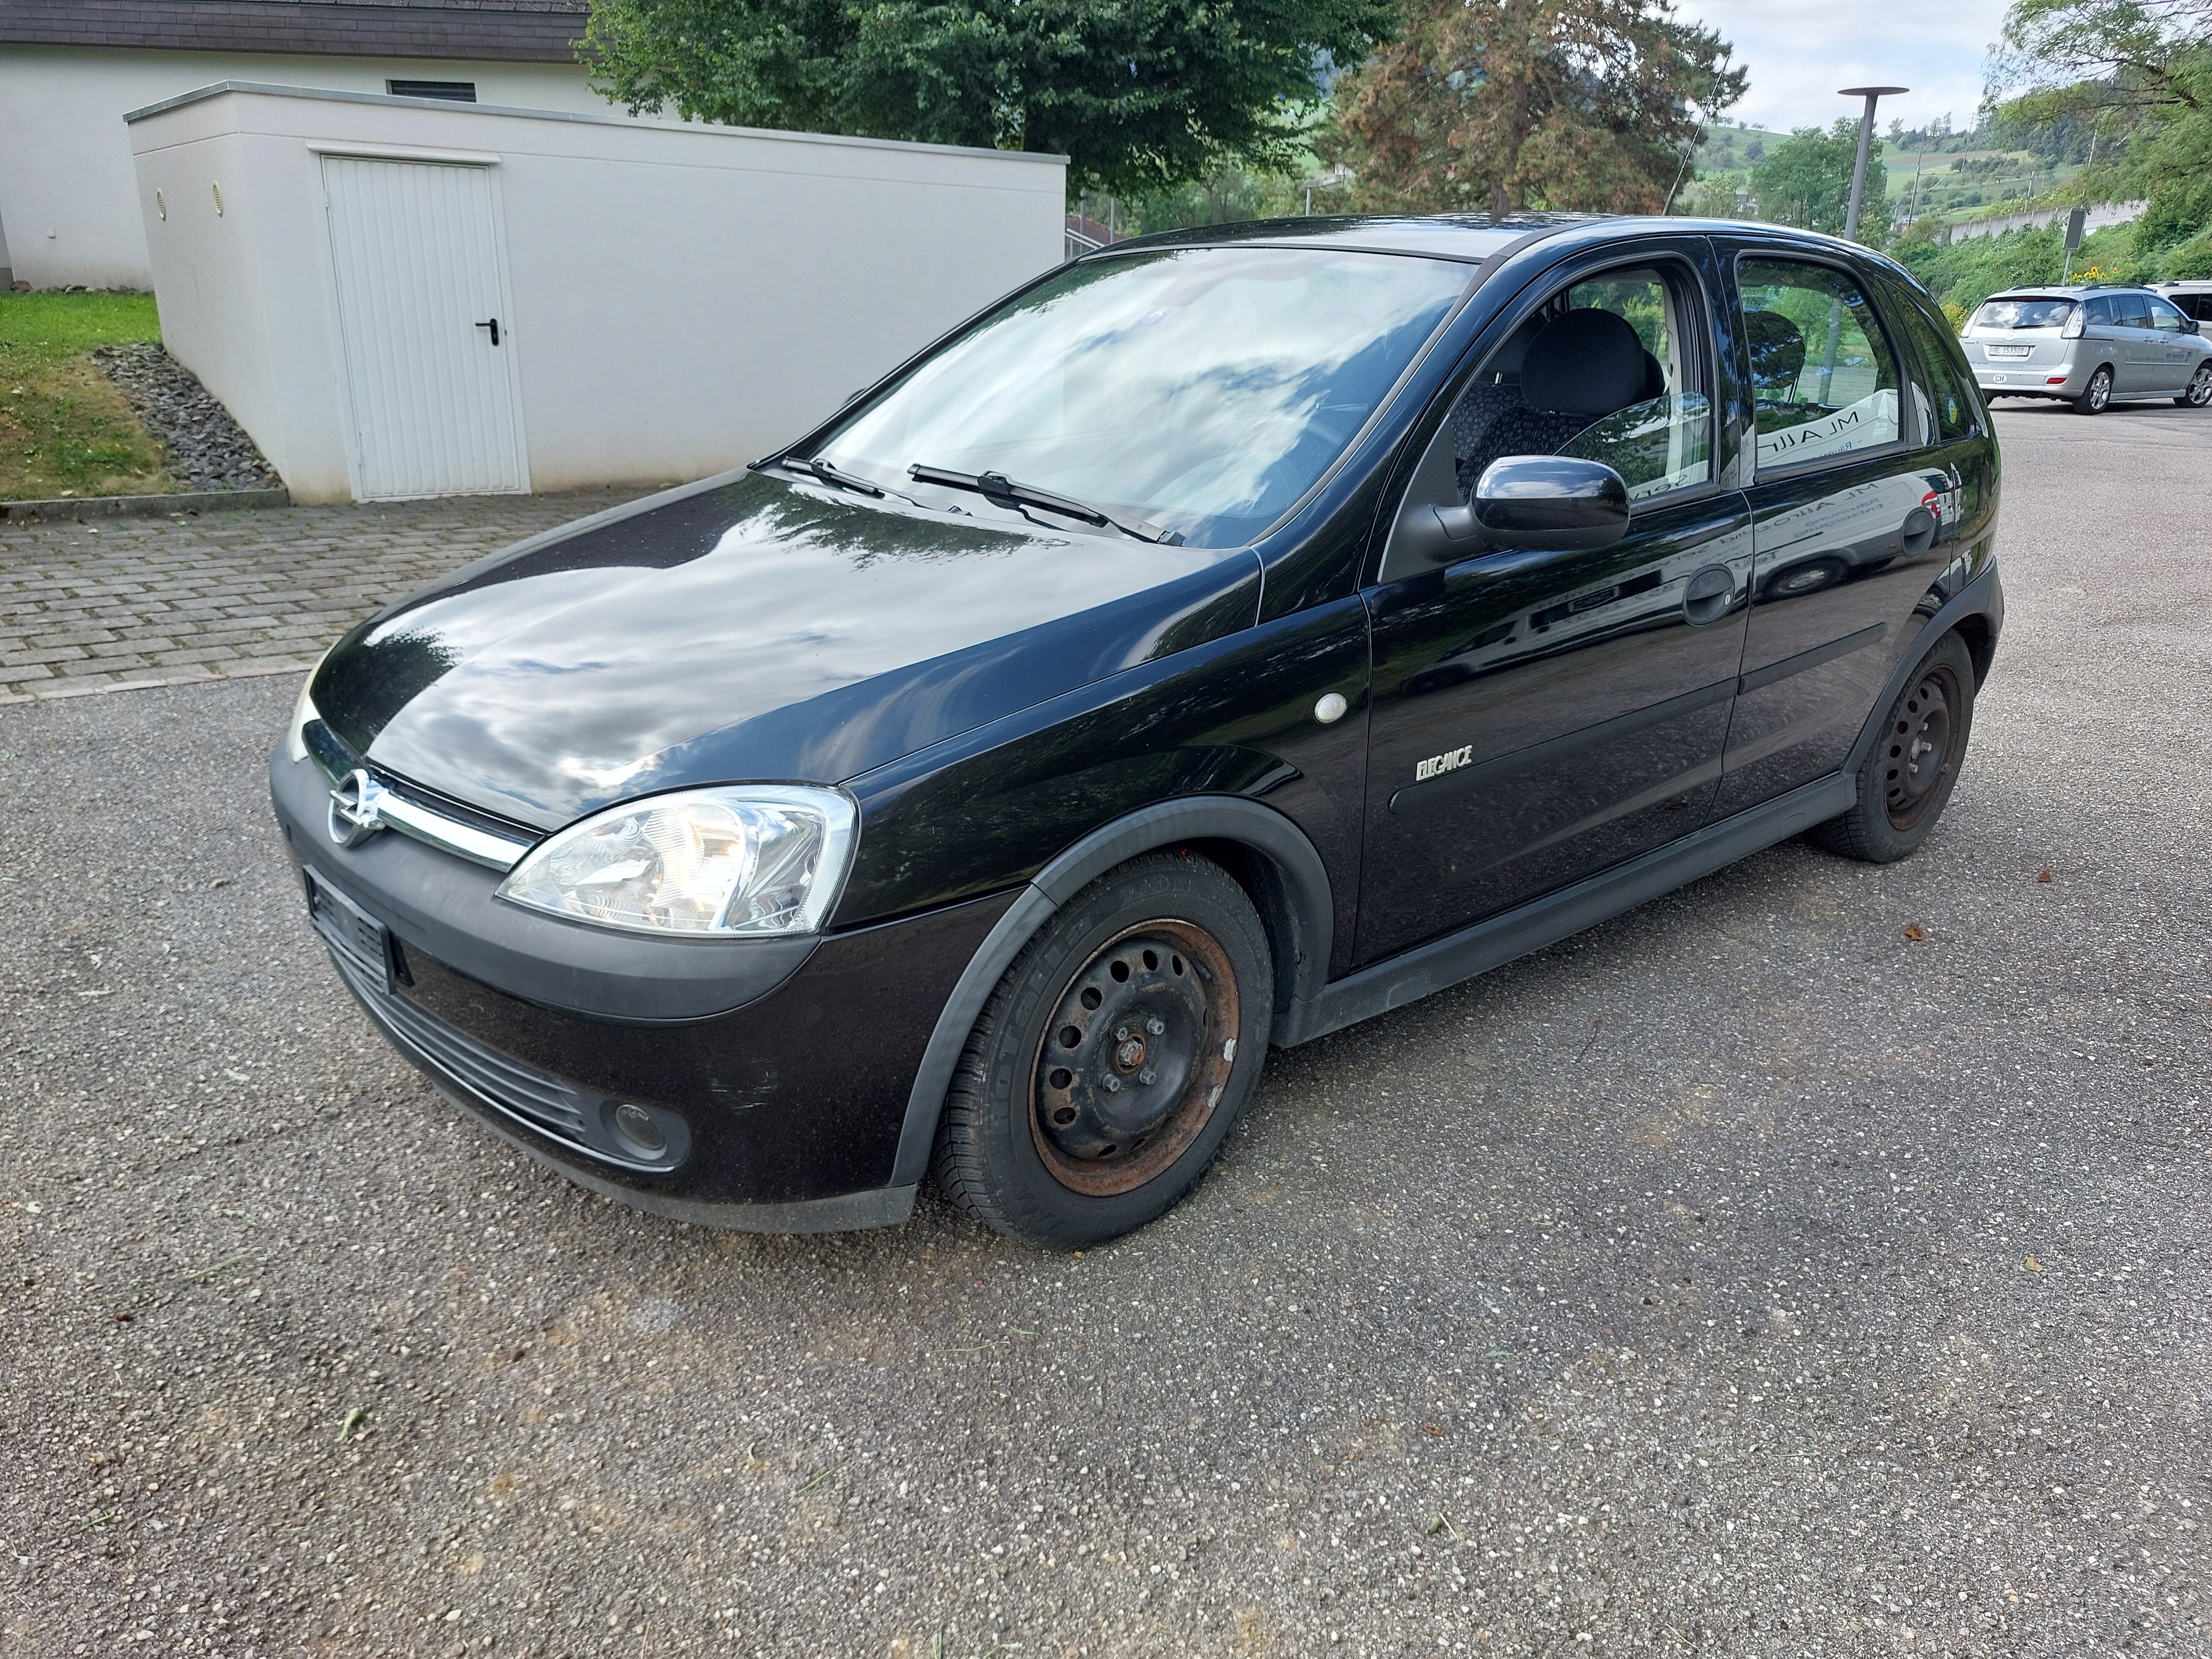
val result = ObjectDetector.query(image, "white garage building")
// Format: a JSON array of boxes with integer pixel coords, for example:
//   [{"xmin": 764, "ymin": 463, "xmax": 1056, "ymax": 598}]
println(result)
[
  {"xmin": 0, "ymin": 0, "xmax": 627, "ymax": 291},
  {"xmin": 126, "ymin": 83, "xmax": 1066, "ymax": 502}
]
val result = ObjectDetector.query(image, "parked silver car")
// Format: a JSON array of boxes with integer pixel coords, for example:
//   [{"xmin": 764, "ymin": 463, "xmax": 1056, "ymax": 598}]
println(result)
[{"xmin": 1960, "ymin": 285, "xmax": 2212, "ymax": 413}]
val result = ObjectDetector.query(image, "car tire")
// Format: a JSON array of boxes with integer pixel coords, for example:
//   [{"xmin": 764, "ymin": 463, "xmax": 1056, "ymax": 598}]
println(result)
[
  {"xmin": 2177, "ymin": 363, "xmax": 2212, "ymax": 408},
  {"xmin": 2073, "ymin": 365, "xmax": 2113, "ymax": 414},
  {"xmin": 930, "ymin": 851, "xmax": 1273, "ymax": 1249},
  {"xmin": 1811, "ymin": 630, "xmax": 1976, "ymax": 864}
]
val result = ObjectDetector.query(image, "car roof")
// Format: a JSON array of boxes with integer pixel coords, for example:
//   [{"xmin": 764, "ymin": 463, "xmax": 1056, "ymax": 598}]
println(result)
[
  {"xmin": 1091, "ymin": 212, "xmax": 1893, "ymax": 267},
  {"xmin": 1985, "ymin": 285, "xmax": 2147, "ymax": 300}
]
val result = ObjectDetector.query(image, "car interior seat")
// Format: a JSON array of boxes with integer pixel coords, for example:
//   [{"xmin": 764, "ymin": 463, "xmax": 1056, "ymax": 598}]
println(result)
[{"xmin": 1454, "ymin": 309, "xmax": 1660, "ymax": 498}]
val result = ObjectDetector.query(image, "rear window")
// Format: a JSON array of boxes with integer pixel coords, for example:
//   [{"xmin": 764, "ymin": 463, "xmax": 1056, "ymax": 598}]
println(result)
[{"xmin": 1970, "ymin": 298, "xmax": 2076, "ymax": 331}]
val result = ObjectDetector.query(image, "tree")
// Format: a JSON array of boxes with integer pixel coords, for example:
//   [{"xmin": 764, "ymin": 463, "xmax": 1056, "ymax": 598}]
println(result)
[
  {"xmin": 1322, "ymin": 0, "xmax": 1746, "ymax": 216},
  {"xmin": 1747, "ymin": 119, "xmax": 1891, "ymax": 239},
  {"xmin": 580, "ymin": 0, "xmax": 1398, "ymax": 195},
  {"xmin": 1990, "ymin": 0, "xmax": 2212, "ymax": 260}
]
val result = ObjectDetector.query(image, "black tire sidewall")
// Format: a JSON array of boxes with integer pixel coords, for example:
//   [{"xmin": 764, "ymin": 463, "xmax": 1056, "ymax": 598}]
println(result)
[
  {"xmin": 1849, "ymin": 631, "xmax": 1977, "ymax": 861},
  {"xmin": 955, "ymin": 856, "xmax": 1272, "ymax": 1248}
]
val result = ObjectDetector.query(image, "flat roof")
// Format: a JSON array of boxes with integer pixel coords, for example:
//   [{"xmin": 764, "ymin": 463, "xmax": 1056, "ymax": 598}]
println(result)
[{"xmin": 124, "ymin": 79, "xmax": 1071, "ymax": 167}]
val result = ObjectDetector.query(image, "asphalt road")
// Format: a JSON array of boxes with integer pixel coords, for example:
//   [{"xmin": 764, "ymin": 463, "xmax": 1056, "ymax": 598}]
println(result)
[{"xmin": 1, "ymin": 403, "xmax": 2207, "ymax": 1659}]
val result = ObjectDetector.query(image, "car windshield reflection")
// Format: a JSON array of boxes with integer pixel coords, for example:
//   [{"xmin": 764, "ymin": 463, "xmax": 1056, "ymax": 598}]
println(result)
[{"xmin": 818, "ymin": 246, "xmax": 1471, "ymax": 549}]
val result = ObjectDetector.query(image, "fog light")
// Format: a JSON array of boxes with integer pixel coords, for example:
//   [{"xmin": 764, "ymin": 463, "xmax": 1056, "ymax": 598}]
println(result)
[{"xmin": 610, "ymin": 1102, "xmax": 667, "ymax": 1157}]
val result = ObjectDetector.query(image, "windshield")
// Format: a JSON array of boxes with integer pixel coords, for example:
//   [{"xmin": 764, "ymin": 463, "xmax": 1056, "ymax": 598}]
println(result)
[
  {"xmin": 1971, "ymin": 298, "xmax": 2077, "ymax": 331},
  {"xmin": 818, "ymin": 247, "xmax": 1471, "ymax": 548}
]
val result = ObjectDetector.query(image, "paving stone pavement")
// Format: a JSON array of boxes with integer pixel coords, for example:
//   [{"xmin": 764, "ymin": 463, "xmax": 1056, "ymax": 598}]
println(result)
[{"xmin": 0, "ymin": 487, "xmax": 655, "ymax": 704}]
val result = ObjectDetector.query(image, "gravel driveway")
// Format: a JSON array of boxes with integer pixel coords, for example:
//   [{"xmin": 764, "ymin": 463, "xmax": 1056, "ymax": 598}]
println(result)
[{"xmin": 0, "ymin": 405, "xmax": 2206, "ymax": 1658}]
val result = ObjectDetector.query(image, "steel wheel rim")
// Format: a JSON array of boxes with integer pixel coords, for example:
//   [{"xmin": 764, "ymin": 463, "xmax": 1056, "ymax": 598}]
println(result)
[
  {"xmin": 1027, "ymin": 918, "xmax": 1239, "ymax": 1197},
  {"xmin": 2190, "ymin": 365, "xmax": 2212, "ymax": 406},
  {"xmin": 1883, "ymin": 664, "xmax": 1962, "ymax": 830}
]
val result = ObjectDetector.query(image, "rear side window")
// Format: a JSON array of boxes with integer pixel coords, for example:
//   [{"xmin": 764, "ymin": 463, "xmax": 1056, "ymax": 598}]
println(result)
[
  {"xmin": 2118, "ymin": 294, "xmax": 2155, "ymax": 329},
  {"xmin": 1893, "ymin": 289, "xmax": 1985, "ymax": 444},
  {"xmin": 2086, "ymin": 295, "xmax": 2120, "ymax": 327},
  {"xmin": 1738, "ymin": 258, "xmax": 1901, "ymax": 471}
]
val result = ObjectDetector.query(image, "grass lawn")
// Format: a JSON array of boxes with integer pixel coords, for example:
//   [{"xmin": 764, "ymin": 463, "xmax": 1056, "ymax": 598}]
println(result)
[{"xmin": 0, "ymin": 291, "xmax": 170, "ymax": 500}]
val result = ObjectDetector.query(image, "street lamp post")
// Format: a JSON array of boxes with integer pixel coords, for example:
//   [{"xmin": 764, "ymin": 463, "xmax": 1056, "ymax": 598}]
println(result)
[{"xmin": 1839, "ymin": 85, "xmax": 1909, "ymax": 241}]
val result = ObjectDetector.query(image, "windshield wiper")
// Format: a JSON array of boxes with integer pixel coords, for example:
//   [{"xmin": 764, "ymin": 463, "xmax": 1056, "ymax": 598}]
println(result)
[
  {"xmin": 767, "ymin": 454, "xmax": 884, "ymax": 497},
  {"xmin": 908, "ymin": 464, "xmax": 1183, "ymax": 545}
]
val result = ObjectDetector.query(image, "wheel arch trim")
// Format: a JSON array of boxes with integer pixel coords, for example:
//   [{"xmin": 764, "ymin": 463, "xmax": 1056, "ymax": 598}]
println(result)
[
  {"xmin": 888, "ymin": 796, "xmax": 1335, "ymax": 1187},
  {"xmin": 1843, "ymin": 558, "xmax": 2003, "ymax": 779}
]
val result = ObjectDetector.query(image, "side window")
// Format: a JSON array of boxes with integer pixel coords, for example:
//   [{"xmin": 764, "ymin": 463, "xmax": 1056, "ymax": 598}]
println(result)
[
  {"xmin": 2148, "ymin": 295, "xmax": 2188, "ymax": 333},
  {"xmin": 1448, "ymin": 265, "xmax": 1713, "ymax": 504},
  {"xmin": 2118, "ymin": 294, "xmax": 2155, "ymax": 330},
  {"xmin": 1895, "ymin": 293, "xmax": 1984, "ymax": 443},
  {"xmin": 1738, "ymin": 258, "xmax": 1901, "ymax": 471},
  {"xmin": 2086, "ymin": 294, "xmax": 2120, "ymax": 328}
]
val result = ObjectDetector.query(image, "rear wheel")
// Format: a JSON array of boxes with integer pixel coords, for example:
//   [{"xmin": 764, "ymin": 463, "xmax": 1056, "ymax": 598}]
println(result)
[
  {"xmin": 1811, "ymin": 630, "xmax": 1976, "ymax": 864},
  {"xmin": 2177, "ymin": 363, "xmax": 2212, "ymax": 408},
  {"xmin": 2074, "ymin": 365, "xmax": 2113, "ymax": 414},
  {"xmin": 931, "ymin": 852, "xmax": 1272, "ymax": 1249}
]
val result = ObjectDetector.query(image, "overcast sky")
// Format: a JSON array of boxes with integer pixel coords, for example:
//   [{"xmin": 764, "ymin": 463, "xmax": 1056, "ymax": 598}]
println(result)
[{"xmin": 1686, "ymin": 0, "xmax": 2018, "ymax": 136}]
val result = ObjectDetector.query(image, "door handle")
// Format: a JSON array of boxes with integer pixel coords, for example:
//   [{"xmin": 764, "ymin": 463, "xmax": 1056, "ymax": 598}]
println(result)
[
  {"xmin": 1682, "ymin": 563, "xmax": 1735, "ymax": 625},
  {"xmin": 475, "ymin": 318, "xmax": 501, "ymax": 346},
  {"xmin": 1899, "ymin": 506, "xmax": 1936, "ymax": 556}
]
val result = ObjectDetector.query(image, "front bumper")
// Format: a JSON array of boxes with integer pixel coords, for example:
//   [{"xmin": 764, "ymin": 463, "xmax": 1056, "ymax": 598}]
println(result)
[{"xmin": 270, "ymin": 745, "xmax": 1015, "ymax": 1229}]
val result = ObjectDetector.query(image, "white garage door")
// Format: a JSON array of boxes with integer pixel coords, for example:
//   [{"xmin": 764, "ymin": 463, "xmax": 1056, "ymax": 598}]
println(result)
[{"xmin": 320, "ymin": 155, "xmax": 528, "ymax": 499}]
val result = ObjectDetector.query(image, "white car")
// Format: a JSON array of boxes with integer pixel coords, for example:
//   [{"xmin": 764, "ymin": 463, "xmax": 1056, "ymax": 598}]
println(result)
[{"xmin": 1960, "ymin": 285, "xmax": 2212, "ymax": 413}]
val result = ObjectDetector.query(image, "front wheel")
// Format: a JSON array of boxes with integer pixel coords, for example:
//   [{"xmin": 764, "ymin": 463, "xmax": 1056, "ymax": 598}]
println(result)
[
  {"xmin": 2074, "ymin": 365, "xmax": 2113, "ymax": 415},
  {"xmin": 2177, "ymin": 362, "xmax": 2212, "ymax": 408},
  {"xmin": 1810, "ymin": 630, "xmax": 1977, "ymax": 864},
  {"xmin": 931, "ymin": 852, "xmax": 1273, "ymax": 1249}
]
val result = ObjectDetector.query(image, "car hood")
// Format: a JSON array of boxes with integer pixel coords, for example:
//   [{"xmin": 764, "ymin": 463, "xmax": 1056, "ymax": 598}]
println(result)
[{"xmin": 311, "ymin": 471, "xmax": 1260, "ymax": 832}]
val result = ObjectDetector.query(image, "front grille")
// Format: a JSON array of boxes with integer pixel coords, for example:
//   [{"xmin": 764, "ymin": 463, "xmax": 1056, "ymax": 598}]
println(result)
[{"xmin": 328, "ymin": 947, "xmax": 590, "ymax": 1141}]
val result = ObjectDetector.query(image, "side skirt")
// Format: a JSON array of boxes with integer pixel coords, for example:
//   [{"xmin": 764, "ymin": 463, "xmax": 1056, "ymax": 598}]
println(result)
[{"xmin": 1276, "ymin": 770, "xmax": 1855, "ymax": 1046}]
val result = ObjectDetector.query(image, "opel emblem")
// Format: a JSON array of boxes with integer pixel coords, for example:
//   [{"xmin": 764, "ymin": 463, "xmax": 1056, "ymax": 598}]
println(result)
[{"xmin": 328, "ymin": 768, "xmax": 386, "ymax": 848}]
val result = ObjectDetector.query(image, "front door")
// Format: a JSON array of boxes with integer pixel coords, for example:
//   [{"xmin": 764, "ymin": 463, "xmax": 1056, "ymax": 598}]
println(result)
[
  {"xmin": 321, "ymin": 155, "xmax": 529, "ymax": 499},
  {"xmin": 1356, "ymin": 248, "xmax": 1754, "ymax": 964},
  {"xmin": 1714, "ymin": 250, "xmax": 1951, "ymax": 813},
  {"xmin": 2145, "ymin": 292, "xmax": 2196, "ymax": 391}
]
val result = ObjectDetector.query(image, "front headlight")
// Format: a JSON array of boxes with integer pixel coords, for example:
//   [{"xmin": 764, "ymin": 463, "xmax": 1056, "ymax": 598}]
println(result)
[
  {"xmin": 286, "ymin": 672, "xmax": 321, "ymax": 763},
  {"xmin": 495, "ymin": 785, "xmax": 858, "ymax": 938}
]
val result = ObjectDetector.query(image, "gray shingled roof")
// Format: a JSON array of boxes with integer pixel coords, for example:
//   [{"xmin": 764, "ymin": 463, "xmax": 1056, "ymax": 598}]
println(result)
[{"xmin": 0, "ymin": 0, "xmax": 590, "ymax": 62}]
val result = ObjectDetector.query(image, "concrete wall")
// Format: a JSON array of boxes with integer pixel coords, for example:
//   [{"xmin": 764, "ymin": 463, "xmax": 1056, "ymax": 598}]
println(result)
[
  {"xmin": 1942, "ymin": 200, "xmax": 2147, "ymax": 247},
  {"xmin": 0, "ymin": 45, "xmax": 625, "ymax": 289},
  {"xmin": 128, "ymin": 85, "xmax": 1067, "ymax": 502}
]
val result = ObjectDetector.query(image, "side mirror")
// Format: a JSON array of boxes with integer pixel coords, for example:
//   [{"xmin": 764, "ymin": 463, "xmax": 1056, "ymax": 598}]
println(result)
[
  {"xmin": 2187, "ymin": 318, "xmax": 2202, "ymax": 336},
  {"xmin": 1472, "ymin": 455, "xmax": 1630, "ymax": 552}
]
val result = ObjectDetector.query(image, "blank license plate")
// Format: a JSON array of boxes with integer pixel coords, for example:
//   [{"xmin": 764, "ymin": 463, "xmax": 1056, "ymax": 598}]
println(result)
[{"xmin": 306, "ymin": 867, "xmax": 393, "ymax": 992}]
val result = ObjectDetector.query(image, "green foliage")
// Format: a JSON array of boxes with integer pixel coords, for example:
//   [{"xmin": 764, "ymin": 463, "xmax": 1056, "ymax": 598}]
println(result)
[
  {"xmin": 1748, "ymin": 119, "xmax": 1891, "ymax": 239},
  {"xmin": 1992, "ymin": 2, "xmax": 2212, "ymax": 257},
  {"xmin": 580, "ymin": 0, "xmax": 1398, "ymax": 195},
  {"xmin": 1324, "ymin": 0, "xmax": 1745, "ymax": 216},
  {"xmin": 1886, "ymin": 220, "xmax": 2149, "ymax": 321},
  {"xmin": 0, "ymin": 291, "xmax": 168, "ymax": 500}
]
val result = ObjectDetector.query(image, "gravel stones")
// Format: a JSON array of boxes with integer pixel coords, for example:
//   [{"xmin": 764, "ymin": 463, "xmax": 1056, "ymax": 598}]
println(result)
[{"xmin": 92, "ymin": 342, "xmax": 281, "ymax": 494}]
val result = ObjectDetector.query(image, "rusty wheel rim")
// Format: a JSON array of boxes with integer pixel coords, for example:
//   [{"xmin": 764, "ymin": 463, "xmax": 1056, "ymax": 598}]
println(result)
[{"xmin": 1027, "ymin": 919, "xmax": 1240, "ymax": 1197}]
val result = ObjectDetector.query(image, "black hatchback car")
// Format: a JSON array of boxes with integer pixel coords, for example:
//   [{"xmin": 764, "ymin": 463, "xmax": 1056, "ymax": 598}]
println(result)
[{"xmin": 272, "ymin": 214, "xmax": 2002, "ymax": 1249}]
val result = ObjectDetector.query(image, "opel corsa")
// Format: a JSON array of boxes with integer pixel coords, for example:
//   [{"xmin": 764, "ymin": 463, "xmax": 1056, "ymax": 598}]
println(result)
[{"xmin": 272, "ymin": 215, "xmax": 2004, "ymax": 1248}]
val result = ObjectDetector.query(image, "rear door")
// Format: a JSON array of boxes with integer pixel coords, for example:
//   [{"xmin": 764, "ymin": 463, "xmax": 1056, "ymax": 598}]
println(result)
[
  {"xmin": 1354, "ymin": 240, "xmax": 1755, "ymax": 963},
  {"xmin": 2112, "ymin": 291, "xmax": 2164, "ymax": 394},
  {"xmin": 1713, "ymin": 245, "xmax": 1950, "ymax": 814}
]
